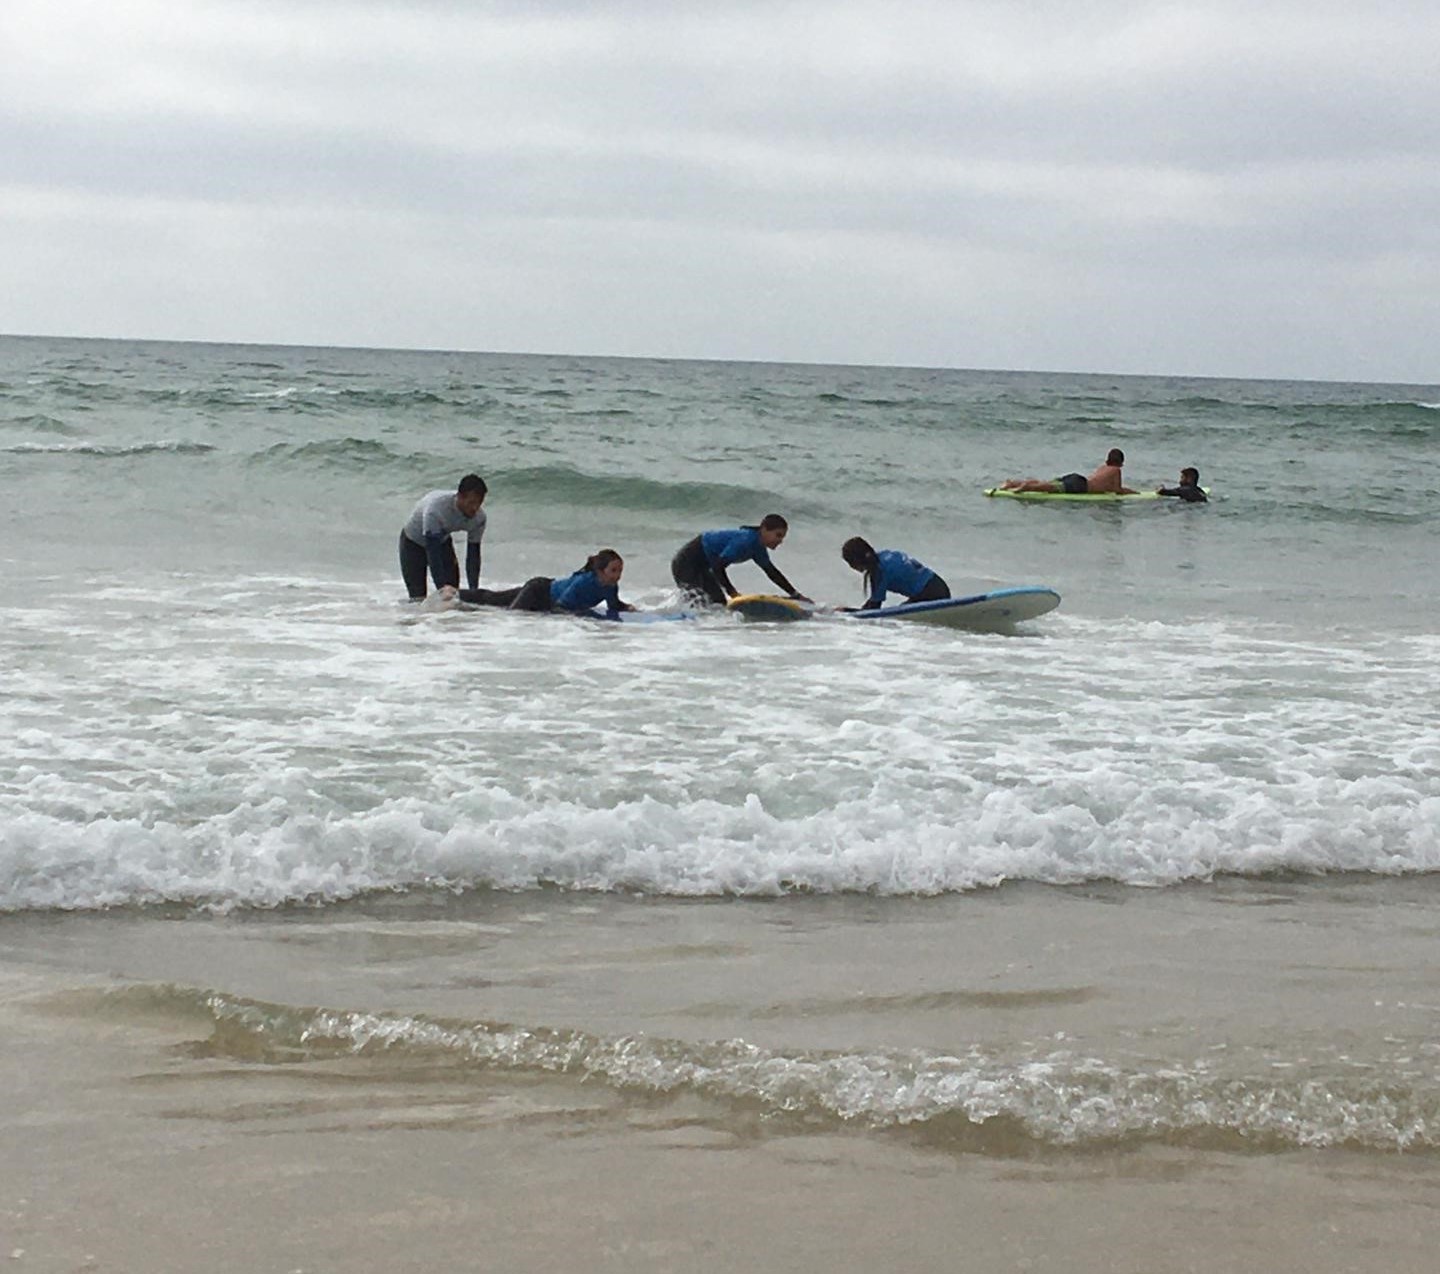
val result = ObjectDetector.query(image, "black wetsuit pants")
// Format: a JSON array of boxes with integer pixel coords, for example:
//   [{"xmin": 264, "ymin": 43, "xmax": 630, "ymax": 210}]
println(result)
[
  {"xmin": 670, "ymin": 536, "xmax": 727, "ymax": 606},
  {"xmin": 457, "ymin": 577, "xmax": 554, "ymax": 612},
  {"xmin": 400, "ymin": 532, "xmax": 458, "ymax": 600}
]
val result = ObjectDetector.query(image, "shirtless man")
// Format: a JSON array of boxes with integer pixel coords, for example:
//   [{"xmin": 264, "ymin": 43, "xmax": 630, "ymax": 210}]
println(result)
[{"xmin": 1000, "ymin": 448, "xmax": 1136, "ymax": 495}]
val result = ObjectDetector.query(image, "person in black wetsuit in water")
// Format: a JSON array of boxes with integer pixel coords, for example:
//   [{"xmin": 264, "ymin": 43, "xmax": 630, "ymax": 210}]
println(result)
[{"xmin": 1156, "ymin": 467, "xmax": 1208, "ymax": 502}]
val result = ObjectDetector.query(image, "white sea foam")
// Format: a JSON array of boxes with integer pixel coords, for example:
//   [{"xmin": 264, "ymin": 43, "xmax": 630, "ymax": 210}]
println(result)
[{"xmin": 2, "ymin": 581, "xmax": 1437, "ymax": 912}]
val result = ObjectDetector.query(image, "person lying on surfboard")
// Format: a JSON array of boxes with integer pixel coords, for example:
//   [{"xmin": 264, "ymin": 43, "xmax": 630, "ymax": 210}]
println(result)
[
  {"xmin": 670, "ymin": 514, "xmax": 811, "ymax": 606},
  {"xmin": 450, "ymin": 548, "xmax": 636, "ymax": 617},
  {"xmin": 839, "ymin": 538, "xmax": 950, "ymax": 610},
  {"xmin": 1157, "ymin": 467, "xmax": 1208, "ymax": 503},
  {"xmin": 998, "ymin": 448, "xmax": 1136, "ymax": 495}
]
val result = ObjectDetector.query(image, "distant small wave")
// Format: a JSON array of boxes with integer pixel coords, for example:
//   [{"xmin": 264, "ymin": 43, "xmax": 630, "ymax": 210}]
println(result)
[
  {"xmin": 815, "ymin": 392, "xmax": 931, "ymax": 409},
  {"xmin": 1283, "ymin": 401, "xmax": 1440, "ymax": 438},
  {"xmin": 251, "ymin": 437, "xmax": 414, "ymax": 471},
  {"xmin": 327, "ymin": 387, "xmax": 453, "ymax": 409},
  {"xmin": 497, "ymin": 463, "xmax": 794, "ymax": 514},
  {"xmin": 242, "ymin": 446, "xmax": 778, "ymax": 506},
  {"xmin": 36, "ymin": 380, "xmax": 489, "ymax": 414},
  {"xmin": 1, "ymin": 414, "xmax": 85, "ymax": 437},
  {"xmin": 1, "ymin": 440, "xmax": 215, "ymax": 457},
  {"xmin": 242, "ymin": 386, "xmax": 342, "ymax": 400}
]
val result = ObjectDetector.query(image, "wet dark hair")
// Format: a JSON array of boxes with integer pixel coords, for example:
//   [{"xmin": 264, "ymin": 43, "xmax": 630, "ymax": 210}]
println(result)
[
  {"xmin": 841, "ymin": 536, "xmax": 880, "ymax": 597},
  {"xmin": 1106, "ymin": 449, "xmax": 1125, "ymax": 466},
  {"xmin": 841, "ymin": 536, "xmax": 878, "ymax": 572},
  {"xmin": 583, "ymin": 548, "xmax": 623, "ymax": 575},
  {"xmin": 457, "ymin": 474, "xmax": 487, "ymax": 497},
  {"xmin": 758, "ymin": 513, "xmax": 788, "ymax": 532},
  {"xmin": 1181, "ymin": 467, "xmax": 1200, "ymax": 485}
]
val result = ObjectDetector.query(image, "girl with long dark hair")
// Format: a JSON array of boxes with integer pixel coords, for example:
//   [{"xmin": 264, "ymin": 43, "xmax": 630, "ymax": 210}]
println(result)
[{"xmin": 840, "ymin": 538, "xmax": 949, "ymax": 610}]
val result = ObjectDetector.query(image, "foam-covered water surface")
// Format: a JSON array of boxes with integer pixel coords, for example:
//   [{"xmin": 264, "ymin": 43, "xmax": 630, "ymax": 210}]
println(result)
[{"xmin": 4, "ymin": 570, "xmax": 1437, "ymax": 911}]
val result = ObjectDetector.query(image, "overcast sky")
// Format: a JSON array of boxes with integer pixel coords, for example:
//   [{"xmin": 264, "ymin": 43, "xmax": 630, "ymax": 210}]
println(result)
[{"xmin": 3, "ymin": 0, "xmax": 1438, "ymax": 381}]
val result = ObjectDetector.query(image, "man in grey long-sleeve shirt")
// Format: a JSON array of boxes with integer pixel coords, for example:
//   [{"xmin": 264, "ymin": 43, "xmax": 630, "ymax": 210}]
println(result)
[{"xmin": 399, "ymin": 474, "xmax": 487, "ymax": 599}]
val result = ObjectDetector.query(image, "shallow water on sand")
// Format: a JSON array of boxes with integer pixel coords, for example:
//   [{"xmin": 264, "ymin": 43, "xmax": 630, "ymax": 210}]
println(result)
[{"xmin": 7, "ymin": 878, "xmax": 1440, "ymax": 1271}]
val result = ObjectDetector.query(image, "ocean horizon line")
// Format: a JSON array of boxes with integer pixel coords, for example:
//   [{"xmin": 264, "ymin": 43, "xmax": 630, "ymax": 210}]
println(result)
[{"xmin": 3, "ymin": 328, "xmax": 1432, "ymax": 391}]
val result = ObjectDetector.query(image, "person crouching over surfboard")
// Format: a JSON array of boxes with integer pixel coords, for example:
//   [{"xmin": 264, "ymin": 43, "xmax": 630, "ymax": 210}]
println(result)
[
  {"xmin": 840, "ymin": 538, "xmax": 950, "ymax": 611},
  {"xmin": 671, "ymin": 514, "xmax": 811, "ymax": 606},
  {"xmin": 399, "ymin": 473, "xmax": 488, "ymax": 600},
  {"xmin": 453, "ymin": 549, "xmax": 636, "ymax": 619},
  {"xmin": 999, "ymin": 448, "xmax": 1136, "ymax": 495}
]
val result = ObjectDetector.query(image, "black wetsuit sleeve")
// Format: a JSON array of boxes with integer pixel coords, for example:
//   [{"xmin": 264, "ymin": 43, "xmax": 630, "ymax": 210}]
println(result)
[
  {"xmin": 1158, "ymin": 486, "xmax": 1208, "ymax": 503},
  {"xmin": 714, "ymin": 565, "xmax": 739, "ymax": 597},
  {"xmin": 760, "ymin": 561, "xmax": 800, "ymax": 597},
  {"xmin": 466, "ymin": 542, "xmax": 481, "ymax": 589}
]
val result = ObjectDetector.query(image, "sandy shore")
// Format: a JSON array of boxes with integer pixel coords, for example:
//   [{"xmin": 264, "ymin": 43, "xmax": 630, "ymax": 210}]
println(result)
[
  {"xmin": 6, "ymin": 998, "xmax": 1438, "ymax": 1274},
  {"xmin": 6, "ymin": 883, "xmax": 1440, "ymax": 1272}
]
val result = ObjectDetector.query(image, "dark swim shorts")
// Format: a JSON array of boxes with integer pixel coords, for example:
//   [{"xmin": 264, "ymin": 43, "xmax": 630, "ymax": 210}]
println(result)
[{"xmin": 1056, "ymin": 473, "xmax": 1089, "ymax": 494}]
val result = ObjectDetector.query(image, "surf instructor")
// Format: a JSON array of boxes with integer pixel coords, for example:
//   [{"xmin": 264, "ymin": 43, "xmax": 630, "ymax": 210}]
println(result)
[
  {"xmin": 1157, "ymin": 467, "xmax": 1208, "ymax": 502},
  {"xmin": 399, "ymin": 474, "xmax": 488, "ymax": 600},
  {"xmin": 671, "ymin": 514, "xmax": 810, "ymax": 606}
]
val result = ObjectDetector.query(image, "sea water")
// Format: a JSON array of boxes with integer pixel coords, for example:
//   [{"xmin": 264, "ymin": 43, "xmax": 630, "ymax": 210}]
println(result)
[{"xmin": 2, "ymin": 335, "xmax": 1439, "ymax": 1270}]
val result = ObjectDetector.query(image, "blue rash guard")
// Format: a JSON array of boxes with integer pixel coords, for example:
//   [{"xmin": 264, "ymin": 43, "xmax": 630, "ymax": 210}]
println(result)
[
  {"xmin": 549, "ymin": 569, "xmax": 622, "ymax": 615},
  {"xmin": 867, "ymin": 550, "xmax": 936, "ymax": 607},
  {"xmin": 700, "ymin": 527, "xmax": 773, "ymax": 571}
]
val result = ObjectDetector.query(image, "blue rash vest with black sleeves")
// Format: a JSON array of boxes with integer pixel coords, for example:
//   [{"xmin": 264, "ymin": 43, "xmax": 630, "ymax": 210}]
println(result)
[
  {"xmin": 867, "ymin": 550, "xmax": 936, "ymax": 607},
  {"xmin": 549, "ymin": 569, "xmax": 621, "ymax": 615},
  {"xmin": 700, "ymin": 527, "xmax": 772, "ymax": 571}
]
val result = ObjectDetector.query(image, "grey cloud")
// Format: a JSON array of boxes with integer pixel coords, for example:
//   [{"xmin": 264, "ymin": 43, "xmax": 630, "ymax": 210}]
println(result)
[{"xmin": 3, "ymin": 0, "xmax": 1438, "ymax": 378}]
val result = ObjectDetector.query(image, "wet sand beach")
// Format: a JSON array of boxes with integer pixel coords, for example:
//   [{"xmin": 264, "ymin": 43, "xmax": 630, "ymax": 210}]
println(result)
[{"xmin": 6, "ymin": 880, "xmax": 1440, "ymax": 1273}]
